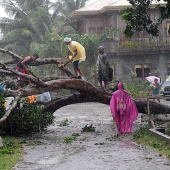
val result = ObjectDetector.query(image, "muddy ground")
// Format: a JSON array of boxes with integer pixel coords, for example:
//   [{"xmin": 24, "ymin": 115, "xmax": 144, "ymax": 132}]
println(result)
[{"xmin": 14, "ymin": 103, "xmax": 170, "ymax": 170}]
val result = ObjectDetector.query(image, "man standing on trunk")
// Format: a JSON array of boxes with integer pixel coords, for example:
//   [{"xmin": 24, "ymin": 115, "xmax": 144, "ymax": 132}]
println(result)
[
  {"xmin": 64, "ymin": 37, "xmax": 86, "ymax": 79},
  {"xmin": 17, "ymin": 54, "xmax": 39, "ymax": 89},
  {"xmin": 97, "ymin": 46, "xmax": 110, "ymax": 91}
]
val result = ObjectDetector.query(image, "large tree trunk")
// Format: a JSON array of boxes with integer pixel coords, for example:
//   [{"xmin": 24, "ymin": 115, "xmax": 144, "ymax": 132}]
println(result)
[{"xmin": 1, "ymin": 48, "xmax": 170, "ymax": 125}]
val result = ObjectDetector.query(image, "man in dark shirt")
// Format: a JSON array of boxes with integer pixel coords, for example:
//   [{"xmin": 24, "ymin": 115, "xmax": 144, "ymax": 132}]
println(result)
[
  {"xmin": 97, "ymin": 46, "xmax": 110, "ymax": 91},
  {"xmin": 110, "ymin": 80, "xmax": 119, "ymax": 92}
]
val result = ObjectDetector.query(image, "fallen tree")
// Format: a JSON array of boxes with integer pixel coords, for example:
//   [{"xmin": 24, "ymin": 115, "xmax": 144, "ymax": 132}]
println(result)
[{"xmin": 0, "ymin": 48, "xmax": 170, "ymax": 125}]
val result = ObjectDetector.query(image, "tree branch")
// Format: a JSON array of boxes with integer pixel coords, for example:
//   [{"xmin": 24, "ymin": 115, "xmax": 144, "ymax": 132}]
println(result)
[
  {"xmin": 0, "ymin": 68, "xmax": 46, "ymax": 86},
  {"xmin": 0, "ymin": 93, "xmax": 22, "ymax": 125},
  {"xmin": 0, "ymin": 48, "xmax": 22, "ymax": 61}
]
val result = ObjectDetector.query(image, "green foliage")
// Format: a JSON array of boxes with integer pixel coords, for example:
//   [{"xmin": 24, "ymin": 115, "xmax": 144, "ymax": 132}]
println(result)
[
  {"xmin": 63, "ymin": 133, "xmax": 80, "ymax": 144},
  {"xmin": 94, "ymin": 142, "xmax": 105, "ymax": 145},
  {"xmin": 119, "ymin": 41, "xmax": 141, "ymax": 48},
  {"xmin": 59, "ymin": 118, "xmax": 69, "ymax": 127},
  {"xmin": 0, "ymin": 0, "xmax": 51, "ymax": 54},
  {"xmin": 0, "ymin": 137, "xmax": 23, "ymax": 170},
  {"xmin": 119, "ymin": 39, "xmax": 167, "ymax": 49},
  {"xmin": 133, "ymin": 127, "xmax": 149, "ymax": 140},
  {"xmin": 159, "ymin": 0, "xmax": 170, "ymax": 20},
  {"xmin": 0, "ymin": 100, "xmax": 54, "ymax": 136},
  {"xmin": 120, "ymin": 0, "xmax": 168, "ymax": 37},
  {"xmin": 159, "ymin": 41, "xmax": 165, "ymax": 46},
  {"xmin": 5, "ymin": 81, "xmax": 18, "ymax": 90},
  {"xmin": 63, "ymin": 136, "xmax": 75, "ymax": 144},
  {"xmin": 133, "ymin": 127, "xmax": 170, "ymax": 158},
  {"xmin": 100, "ymin": 27, "xmax": 120, "ymax": 41},
  {"xmin": 72, "ymin": 133, "xmax": 80, "ymax": 137},
  {"xmin": 165, "ymin": 126, "xmax": 170, "ymax": 136},
  {"xmin": 0, "ymin": 91, "xmax": 6, "ymax": 116},
  {"xmin": 50, "ymin": 0, "xmax": 89, "ymax": 16},
  {"xmin": 0, "ymin": 138, "xmax": 20, "ymax": 155},
  {"xmin": 81, "ymin": 124, "xmax": 96, "ymax": 132},
  {"xmin": 123, "ymin": 77, "xmax": 151, "ymax": 98}
]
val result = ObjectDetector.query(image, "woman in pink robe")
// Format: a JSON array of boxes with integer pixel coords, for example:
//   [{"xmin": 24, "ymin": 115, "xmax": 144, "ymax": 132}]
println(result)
[{"xmin": 110, "ymin": 82, "xmax": 138, "ymax": 134}]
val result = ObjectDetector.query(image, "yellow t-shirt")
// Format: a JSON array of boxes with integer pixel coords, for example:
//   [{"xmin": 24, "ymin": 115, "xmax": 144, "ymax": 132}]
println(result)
[{"xmin": 68, "ymin": 41, "xmax": 86, "ymax": 62}]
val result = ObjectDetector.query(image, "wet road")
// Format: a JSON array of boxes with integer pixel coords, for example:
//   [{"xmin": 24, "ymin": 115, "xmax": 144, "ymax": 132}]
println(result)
[
  {"xmin": 14, "ymin": 103, "xmax": 170, "ymax": 170},
  {"xmin": 160, "ymin": 99, "xmax": 170, "ymax": 106}
]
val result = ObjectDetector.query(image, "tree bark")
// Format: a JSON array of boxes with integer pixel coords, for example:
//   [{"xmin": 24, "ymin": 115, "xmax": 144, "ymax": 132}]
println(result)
[
  {"xmin": 5, "ymin": 74, "xmax": 170, "ymax": 115},
  {"xmin": 1, "ymin": 48, "xmax": 170, "ymax": 125},
  {"xmin": 141, "ymin": 114, "xmax": 170, "ymax": 121}
]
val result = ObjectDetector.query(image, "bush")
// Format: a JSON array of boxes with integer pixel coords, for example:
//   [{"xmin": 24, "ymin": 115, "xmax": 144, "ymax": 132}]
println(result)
[
  {"xmin": 0, "ymin": 94, "xmax": 54, "ymax": 136},
  {"xmin": 165, "ymin": 126, "xmax": 170, "ymax": 136},
  {"xmin": 123, "ymin": 78, "xmax": 151, "ymax": 98},
  {"xmin": 0, "ymin": 91, "xmax": 6, "ymax": 116}
]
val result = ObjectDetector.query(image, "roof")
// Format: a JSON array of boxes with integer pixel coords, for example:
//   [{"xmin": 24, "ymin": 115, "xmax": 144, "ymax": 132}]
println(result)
[{"xmin": 69, "ymin": 0, "xmax": 166, "ymax": 18}]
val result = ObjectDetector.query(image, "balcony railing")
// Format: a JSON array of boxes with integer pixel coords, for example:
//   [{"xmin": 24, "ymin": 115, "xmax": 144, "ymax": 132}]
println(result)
[{"xmin": 118, "ymin": 36, "xmax": 170, "ymax": 52}]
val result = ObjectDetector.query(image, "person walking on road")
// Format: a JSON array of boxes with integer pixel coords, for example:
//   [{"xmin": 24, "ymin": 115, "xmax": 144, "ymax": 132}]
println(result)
[{"xmin": 110, "ymin": 82, "xmax": 138, "ymax": 134}]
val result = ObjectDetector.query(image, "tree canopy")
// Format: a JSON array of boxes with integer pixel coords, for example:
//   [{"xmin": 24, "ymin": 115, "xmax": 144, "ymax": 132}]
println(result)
[
  {"xmin": 121, "ymin": 0, "xmax": 170, "ymax": 38},
  {"xmin": 0, "ymin": 0, "xmax": 88, "ymax": 56}
]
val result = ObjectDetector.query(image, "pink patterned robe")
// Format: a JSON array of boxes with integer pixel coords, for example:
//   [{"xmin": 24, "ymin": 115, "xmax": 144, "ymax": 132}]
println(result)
[{"xmin": 110, "ymin": 82, "xmax": 138, "ymax": 134}]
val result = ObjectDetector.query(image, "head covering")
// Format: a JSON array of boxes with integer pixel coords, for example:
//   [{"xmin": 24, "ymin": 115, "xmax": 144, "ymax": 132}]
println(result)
[
  {"xmin": 118, "ymin": 82, "xmax": 124, "ymax": 90},
  {"xmin": 97, "ymin": 46, "xmax": 104, "ymax": 53},
  {"xmin": 64, "ymin": 37, "xmax": 71, "ymax": 42}
]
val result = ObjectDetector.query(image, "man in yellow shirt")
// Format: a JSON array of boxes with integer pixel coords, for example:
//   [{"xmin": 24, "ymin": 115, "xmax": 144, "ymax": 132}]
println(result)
[{"xmin": 64, "ymin": 37, "xmax": 86, "ymax": 78}]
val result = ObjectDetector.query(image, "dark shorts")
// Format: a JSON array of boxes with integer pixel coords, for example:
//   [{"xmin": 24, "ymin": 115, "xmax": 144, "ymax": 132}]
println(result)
[
  {"xmin": 73, "ymin": 60, "xmax": 79, "ymax": 70},
  {"xmin": 17, "ymin": 65, "xmax": 30, "ymax": 81},
  {"xmin": 98, "ymin": 72, "xmax": 108, "ymax": 82}
]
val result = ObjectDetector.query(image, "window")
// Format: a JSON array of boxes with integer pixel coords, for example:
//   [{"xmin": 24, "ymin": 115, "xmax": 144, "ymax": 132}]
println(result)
[
  {"xmin": 134, "ymin": 63, "xmax": 152, "ymax": 78},
  {"xmin": 166, "ymin": 22, "xmax": 170, "ymax": 37},
  {"xmin": 135, "ymin": 30, "xmax": 149, "ymax": 38},
  {"xmin": 89, "ymin": 27, "xmax": 96, "ymax": 34},
  {"xmin": 89, "ymin": 27, "xmax": 104, "ymax": 34},
  {"xmin": 97, "ymin": 27, "xmax": 104, "ymax": 34},
  {"xmin": 167, "ymin": 63, "xmax": 170, "ymax": 75}
]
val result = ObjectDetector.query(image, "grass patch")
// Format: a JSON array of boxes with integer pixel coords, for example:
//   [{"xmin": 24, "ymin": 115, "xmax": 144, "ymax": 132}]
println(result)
[
  {"xmin": 0, "ymin": 137, "xmax": 23, "ymax": 170},
  {"xmin": 133, "ymin": 127, "xmax": 170, "ymax": 158}
]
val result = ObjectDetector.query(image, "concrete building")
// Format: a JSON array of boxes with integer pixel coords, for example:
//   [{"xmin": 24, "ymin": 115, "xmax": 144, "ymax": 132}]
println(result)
[{"xmin": 68, "ymin": 0, "xmax": 170, "ymax": 80}]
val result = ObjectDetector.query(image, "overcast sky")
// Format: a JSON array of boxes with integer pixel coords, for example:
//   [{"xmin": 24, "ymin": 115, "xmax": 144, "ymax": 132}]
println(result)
[{"xmin": 0, "ymin": 0, "xmax": 97, "ymax": 17}]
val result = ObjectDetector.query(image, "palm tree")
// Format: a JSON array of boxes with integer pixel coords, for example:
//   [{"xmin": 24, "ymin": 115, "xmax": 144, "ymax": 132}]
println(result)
[
  {"xmin": 50, "ymin": 0, "xmax": 89, "ymax": 17},
  {"xmin": 0, "ymin": 0, "xmax": 52, "ymax": 54}
]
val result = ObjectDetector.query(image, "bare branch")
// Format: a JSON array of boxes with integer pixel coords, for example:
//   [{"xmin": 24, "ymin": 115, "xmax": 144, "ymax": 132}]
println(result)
[
  {"xmin": 0, "ymin": 68, "xmax": 46, "ymax": 86},
  {"xmin": 0, "ymin": 93, "xmax": 22, "ymax": 125},
  {"xmin": 0, "ymin": 48, "xmax": 22, "ymax": 60},
  {"xmin": 0, "ymin": 79, "xmax": 17, "ymax": 86},
  {"xmin": 39, "ymin": 76, "xmax": 74, "ymax": 81}
]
